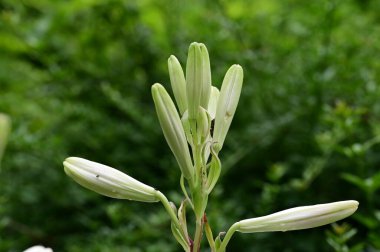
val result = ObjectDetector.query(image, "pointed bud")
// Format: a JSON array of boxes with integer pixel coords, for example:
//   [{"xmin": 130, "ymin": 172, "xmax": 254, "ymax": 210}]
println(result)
[
  {"xmin": 196, "ymin": 107, "xmax": 211, "ymax": 144},
  {"xmin": 236, "ymin": 201, "xmax": 359, "ymax": 233},
  {"xmin": 168, "ymin": 55, "xmax": 187, "ymax": 115},
  {"xmin": 186, "ymin": 42, "xmax": 211, "ymax": 119},
  {"xmin": 152, "ymin": 83, "xmax": 194, "ymax": 179},
  {"xmin": 213, "ymin": 65, "xmax": 243, "ymax": 152},
  {"xmin": 0, "ymin": 113, "xmax": 11, "ymax": 162},
  {"xmin": 63, "ymin": 157, "xmax": 159, "ymax": 202},
  {"xmin": 207, "ymin": 86, "xmax": 220, "ymax": 120}
]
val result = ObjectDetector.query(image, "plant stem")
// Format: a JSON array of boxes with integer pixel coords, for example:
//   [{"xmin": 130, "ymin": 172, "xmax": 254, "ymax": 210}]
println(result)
[
  {"xmin": 156, "ymin": 190, "xmax": 181, "ymax": 229},
  {"xmin": 192, "ymin": 217, "xmax": 203, "ymax": 252},
  {"xmin": 217, "ymin": 223, "xmax": 239, "ymax": 252}
]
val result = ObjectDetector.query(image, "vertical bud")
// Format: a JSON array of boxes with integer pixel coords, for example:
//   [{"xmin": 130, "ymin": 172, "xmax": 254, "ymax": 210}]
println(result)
[
  {"xmin": 168, "ymin": 55, "xmax": 187, "ymax": 115},
  {"xmin": 196, "ymin": 107, "xmax": 211, "ymax": 144},
  {"xmin": 236, "ymin": 201, "xmax": 359, "ymax": 233},
  {"xmin": 152, "ymin": 83, "xmax": 194, "ymax": 179},
  {"xmin": 0, "ymin": 113, "xmax": 11, "ymax": 163},
  {"xmin": 207, "ymin": 86, "xmax": 220, "ymax": 120},
  {"xmin": 213, "ymin": 65, "xmax": 243, "ymax": 152},
  {"xmin": 63, "ymin": 157, "xmax": 159, "ymax": 202},
  {"xmin": 186, "ymin": 42, "xmax": 211, "ymax": 119}
]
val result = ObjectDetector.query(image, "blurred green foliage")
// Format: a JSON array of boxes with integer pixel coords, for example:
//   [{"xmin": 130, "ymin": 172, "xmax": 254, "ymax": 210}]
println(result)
[{"xmin": 1, "ymin": 0, "xmax": 380, "ymax": 251}]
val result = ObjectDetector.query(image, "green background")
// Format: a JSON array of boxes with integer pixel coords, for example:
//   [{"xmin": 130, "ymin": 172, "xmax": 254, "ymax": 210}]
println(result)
[{"xmin": 1, "ymin": 0, "xmax": 380, "ymax": 251}]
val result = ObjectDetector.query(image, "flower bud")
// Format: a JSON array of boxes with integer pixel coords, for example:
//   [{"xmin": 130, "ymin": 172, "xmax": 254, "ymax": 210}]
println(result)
[
  {"xmin": 207, "ymin": 86, "xmax": 220, "ymax": 120},
  {"xmin": 0, "ymin": 113, "xmax": 11, "ymax": 162},
  {"xmin": 152, "ymin": 83, "xmax": 194, "ymax": 179},
  {"xmin": 196, "ymin": 107, "xmax": 211, "ymax": 144},
  {"xmin": 236, "ymin": 200, "xmax": 359, "ymax": 233},
  {"xmin": 186, "ymin": 42, "xmax": 211, "ymax": 119},
  {"xmin": 63, "ymin": 157, "xmax": 159, "ymax": 202},
  {"xmin": 168, "ymin": 55, "xmax": 187, "ymax": 115},
  {"xmin": 213, "ymin": 65, "xmax": 243, "ymax": 152}
]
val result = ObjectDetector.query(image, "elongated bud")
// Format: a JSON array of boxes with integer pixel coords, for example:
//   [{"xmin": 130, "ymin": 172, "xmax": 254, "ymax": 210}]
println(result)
[
  {"xmin": 213, "ymin": 65, "xmax": 243, "ymax": 152},
  {"xmin": 152, "ymin": 83, "xmax": 194, "ymax": 179},
  {"xmin": 186, "ymin": 42, "xmax": 211, "ymax": 119},
  {"xmin": 0, "ymin": 113, "xmax": 11, "ymax": 162},
  {"xmin": 168, "ymin": 55, "xmax": 187, "ymax": 115},
  {"xmin": 207, "ymin": 86, "xmax": 220, "ymax": 120},
  {"xmin": 236, "ymin": 200, "xmax": 359, "ymax": 233},
  {"xmin": 63, "ymin": 157, "xmax": 159, "ymax": 202},
  {"xmin": 196, "ymin": 107, "xmax": 211, "ymax": 144}
]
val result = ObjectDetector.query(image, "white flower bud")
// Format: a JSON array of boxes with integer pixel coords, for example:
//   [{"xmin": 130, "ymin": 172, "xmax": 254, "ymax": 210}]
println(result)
[
  {"xmin": 213, "ymin": 65, "xmax": 243, "ymax": 152},
  {"xmin": 0, "ymin": 113, "xmax": 11, "ymax": 163},
  {"xmin": 168, "ymin": 55, "xmax": 187, "ymax": 115},
  {"xmin": 152, "ymin": 83, "xmax": 194, "ymax": 179},
  {"xmin": 207, "ymin": 86, "xmax": 220, "ymax": 120},
  {"xmin": 236, "ymin": 200, "xmax": 359, "ymax": 233},
  {"xmin": 63, "ymin": 157, "xmax": 159, "ymax": 202},
  {"xmin": 186, "ymin": 42, "xmax": 211, "ymax": 120}
]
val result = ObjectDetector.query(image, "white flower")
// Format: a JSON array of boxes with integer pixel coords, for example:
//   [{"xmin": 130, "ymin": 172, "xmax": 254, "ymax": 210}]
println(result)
[{"xmin": 23, "ymin": 245, "xmax": 53, "ymax": 252}]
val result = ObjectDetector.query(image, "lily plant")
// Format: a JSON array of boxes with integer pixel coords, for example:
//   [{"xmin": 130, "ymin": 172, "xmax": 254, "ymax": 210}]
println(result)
[{"xmin": 64, "ymin": 42, "xmax": 359, "ymax": 252}]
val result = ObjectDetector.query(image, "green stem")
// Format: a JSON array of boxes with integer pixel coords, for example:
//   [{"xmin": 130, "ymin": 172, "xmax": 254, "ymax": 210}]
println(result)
[
  {"xmin": 217, "ymin": 223, "xmax": 239, "ymax": 252},
  {"xmin": 193, "ymin": 217, "xmax": 203, "ymax": 252},
  {"xmin": 156, "ymin": 191, "xmax": 181, "ymax": 229}
]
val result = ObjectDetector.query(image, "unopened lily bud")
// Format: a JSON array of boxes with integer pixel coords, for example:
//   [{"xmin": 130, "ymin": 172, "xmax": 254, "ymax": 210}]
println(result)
[
  {"xmin": 168, "ymin": 55, "xmax": 187, "ymax": 115},
  {"xmin": 181, "ymin": 111, "xmax": 193, "ymax": 147},
  {"xmin": 207, "ymin": 86, "xmax": 220, "ymax": 120},
  {"xmin": 0, "ymin": 113, "xmax": 11, "ymax": 162},
  {"xmin": 196, "ymin": 107, "xmax": 211, "ymax": 144},
  {"xmin": 186, "ymin": 42, "xmax": 211, "ymax": 119},
  {"xmin": 152, "ymin": 84, "xmax": 194, "ymax": 179},
  {"xmin": 213, "ymin": 65, "xmax": 243, "ymax": 152},
  {"xmin": 63, "ymin": 157, "xmax": 159, "ymax": 202},
  {"xmin": 236, "ymin": 200, "xmax": 359, "ymax": 233}
]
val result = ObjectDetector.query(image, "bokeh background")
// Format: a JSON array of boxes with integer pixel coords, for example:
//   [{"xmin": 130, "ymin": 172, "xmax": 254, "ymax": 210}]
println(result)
[{"xmin": 1, "ymin": 0, "xmax": 380, "ymax": 251}]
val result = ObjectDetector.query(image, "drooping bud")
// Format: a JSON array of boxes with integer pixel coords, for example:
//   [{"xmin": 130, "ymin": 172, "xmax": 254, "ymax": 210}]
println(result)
[
  {"xmin": 207, "ymin": 86, "xmax": 220, "ymax": 120},
  {"xmin": 168, "ymin": 55, "xmax": 187, "ymax": 115},
  {"xmin": 186, "ymin": 42, "xmax": 211, "ymax": 120},
  {"xmin": 236, "ymin": 200, "xmax": 359, "ymax": 233},
  {"xmin": 0, "ymin": 113, "xmax": 11, "ymax": 163},
  {"xmin": 152, "ymin": 83, "xmax": 194, "ymax": 179},
  {"xmin": 213, "ymin": 65, "xmax": 243, "ymax": 152},
  {"xmin": 63, "ymin": 157, "xmax": 159, "ymax": 202}
]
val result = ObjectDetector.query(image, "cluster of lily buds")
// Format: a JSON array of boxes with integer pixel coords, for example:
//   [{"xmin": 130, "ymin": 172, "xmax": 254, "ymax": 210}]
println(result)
[
  {"xmin": 153, "ymin": 42, "xmax": 244, "ymax": 183},
  {"xmin": 62, "ymin": 42, "xmax": 359, "ymax": 252}
]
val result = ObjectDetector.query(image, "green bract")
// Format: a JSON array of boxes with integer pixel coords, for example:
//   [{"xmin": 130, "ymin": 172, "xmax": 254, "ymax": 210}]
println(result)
[{"xmin": 64, "ymin": 157, "xmax": 159, "ymax": 202}]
